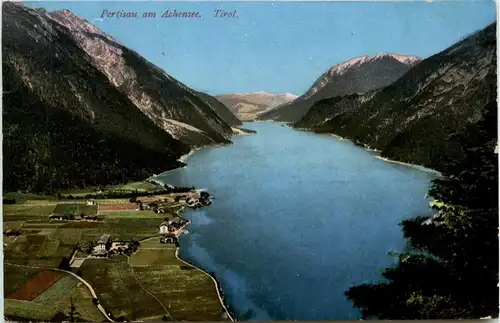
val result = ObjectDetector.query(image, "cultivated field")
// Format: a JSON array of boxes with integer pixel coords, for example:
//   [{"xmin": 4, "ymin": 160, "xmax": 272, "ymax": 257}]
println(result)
[
  {"xmin": 4, "ymin": 299, "xmax": 60, "ymax": 321},
  {"xmin": 8, "ymin": 270, "xmax": 65, "ymax": 301},
  {"xmin": 4, "ymin": 234, "xmax": 75, "ymax": 267},
  {"xmin": 53, "ymin": 203, "xmax": 98, "ymax": 216},
  {"xmin": 131, "ymin": 240, "xmax": 224, "ymax": 321},
  {"xmin": 80, "ymin": 258, "xmax": 167, "ymax": 320},
  {"xmin": 99, "ymin": 210, "xmax": 168, "ymax": 219},
  {"xmin": 33, "ymin": 275, "xmax": 105, "ymax": 322},
  {"xmin": 98, "ymin": 203, "xmax": 138, "ymax": 212},
  {"xmin": 107, "ymin": 181, "xmax": 166, "ymax": 192},
  {"xmin": 3, "ymin": 190, "xmax": 224, "ymax": 322},
  {"xmin": 129, "ymin": 245, "xmax": 180, "ymax": 266},
  {"xmin": 3, "ymin": 204, "xmax": 57, "ymax": 221},
  {"xmin": 4, "ymin": 264, "xmax": 42, "ymax": 296},
  {"xmin": 58, "ymin": 180, "xmax": 165, "ymax": 197}
]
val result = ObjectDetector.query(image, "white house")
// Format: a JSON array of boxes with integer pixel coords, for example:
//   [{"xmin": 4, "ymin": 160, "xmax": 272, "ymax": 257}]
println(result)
[
  {"xmin": 86, "ymin": 199, "xmax": 96, "ymax": 206},
  {"xmin": 159, "ymin": 221, "xmax": 170, "ymax": 235},
  {"xmin": 93, "ymin": 234, "xmax": 111, "ymax": 255}
]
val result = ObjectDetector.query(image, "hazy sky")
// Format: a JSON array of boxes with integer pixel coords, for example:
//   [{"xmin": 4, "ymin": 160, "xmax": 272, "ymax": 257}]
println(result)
[{"xmin": 26, "ymin": 1, "xmax": 496, "ymax": 96}]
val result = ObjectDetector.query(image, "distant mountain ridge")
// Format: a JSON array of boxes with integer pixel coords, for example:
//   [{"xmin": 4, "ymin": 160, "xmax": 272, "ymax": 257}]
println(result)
[
  {"xmin": 257, "ymin": 53, "xmax": 421, "ymax": 122},
  {"xmin": 295, "ymin": 23, "xmax": 496, "ymax": 172},
  {"xmin": 216, "ymin": 92, "xmax": 297, "ymax": 121}
]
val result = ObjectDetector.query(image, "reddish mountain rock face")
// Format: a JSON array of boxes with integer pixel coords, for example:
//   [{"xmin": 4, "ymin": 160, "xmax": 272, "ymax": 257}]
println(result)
[
  {"xmin": 47, "ymin": 8, "xmax": 241, "ymax": 146},
  {"xmin": 216, "ymin": 92, "xmax": 298, "ymax": 121},
  {"xmin": 257, "ymin": 53, "xmax": 420, "ymax": 122}
]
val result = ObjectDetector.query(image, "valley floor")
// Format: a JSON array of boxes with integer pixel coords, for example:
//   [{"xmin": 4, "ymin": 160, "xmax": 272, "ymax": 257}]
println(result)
[{"xmin": 3, "ymin": 181, "xmax": 233, "ymax": 322}]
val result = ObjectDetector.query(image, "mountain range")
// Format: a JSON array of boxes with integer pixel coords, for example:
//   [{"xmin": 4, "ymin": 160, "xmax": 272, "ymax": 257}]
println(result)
[
  {"xmin": 216, "ymin": 92, "xmax": 297, "ymax": 121},
  {"xmin": 2, "ymin": 3, "xmax": 241, "ymax": 193},
  {"xmin": 257, "ymin": 53, "xmax": 421, "ymax": 122},
  {"xmin": 3, "ymin": 1, "xmax": 496, "ymax": 192},
  {"xmin": 294, "ymin": 23, "xmax": 496, "ymax": 172}
]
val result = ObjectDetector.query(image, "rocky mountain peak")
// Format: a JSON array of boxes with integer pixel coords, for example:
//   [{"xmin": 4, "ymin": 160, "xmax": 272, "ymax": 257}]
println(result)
[
  {"xmin": 257, "ymin": 52, "xmax": 421, "ymax": 122},
  {"xmin": 47, "ymin": 9, "xmax": 120, "ymax": 45}
]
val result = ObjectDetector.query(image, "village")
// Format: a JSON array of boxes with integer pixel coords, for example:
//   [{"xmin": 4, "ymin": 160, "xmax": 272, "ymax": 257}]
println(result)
[
  {"xmin": 3, "ymin": 181, "xmax": 232, "ymax": 323},
  {"xmin": 45, "ymin": 188, "xmax": 210, "ymax": 261},
  {"xmin": 87, "ymin": 215, "xmax": 190, "ymax": 259}
]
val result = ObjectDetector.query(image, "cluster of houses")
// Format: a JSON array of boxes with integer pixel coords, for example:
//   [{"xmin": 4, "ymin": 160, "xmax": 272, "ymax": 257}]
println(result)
[
  {"xmin": 177, "ymin": 191, "xmax": 212, "ymax": 209},
  {"xmin": 49, "ymin": 214, "xmax": 100, "ymax": 221},
  {"xmin": 71, "ymin": 190, "xmax": 209, "ymax": 258},
  {"xmin": 91, "ymin": 234, "xmax": 139, "ymax": 257},
  {"xmin": 89, "ymin": 216, "xmax": 189, "ymax": 257},
  {"xmin": 158, "ymin": 217, "xmax": 189, "ymax": 244},
  {"xmin": 92, "ymin": 234, "xmax": 112, "ymax": 257}
]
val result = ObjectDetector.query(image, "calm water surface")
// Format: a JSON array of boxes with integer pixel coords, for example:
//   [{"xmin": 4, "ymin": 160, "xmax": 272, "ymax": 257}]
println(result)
[{"xmin": 156, "ymin": 122, "xmax": 437, "ymax": 321}]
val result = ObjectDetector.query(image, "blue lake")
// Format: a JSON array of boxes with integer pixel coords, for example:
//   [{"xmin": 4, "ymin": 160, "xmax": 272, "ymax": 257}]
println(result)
[{"xmin": 156, "ymin": 122, "xmax": 437, "ymax": 321}]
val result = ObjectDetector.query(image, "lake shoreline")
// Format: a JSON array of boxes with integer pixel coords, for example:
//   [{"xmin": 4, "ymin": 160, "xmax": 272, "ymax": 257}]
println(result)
[
  {"xmin": 292, "ymin": 125, "xmax": 442, "ymax": 176},
  {"xmin": 156, "ymin": 128, "xmax": 257, "ymax": 179},
  {"xmin": 172, "ymin": 202, "xmax": 238, "ymax": 321}
]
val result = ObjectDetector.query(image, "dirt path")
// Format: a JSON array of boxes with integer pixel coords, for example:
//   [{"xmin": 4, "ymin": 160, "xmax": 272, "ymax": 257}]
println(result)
[
  {"xmin": 127, "ymin": 257, "xmax": 175, "ymax": 321},
  {"xmin": 125, "ymin": 236, "xmax": 174, "ymax": 320},
  {"xmin": 4, "ymin": 262, "xmax": 114, "ymax": 322}
]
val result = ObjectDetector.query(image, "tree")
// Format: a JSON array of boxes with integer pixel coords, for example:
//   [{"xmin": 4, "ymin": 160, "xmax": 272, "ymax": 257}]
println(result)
[
  {"xmin": 58, "ymin": 257, "xmax": 71, "ymax": 270},
  {"xmin": 345, "ymin": 100, "xmax": 499, "ymax": 319},
  {"xmin": 66, "ymin": 297, "xmax": 81, "ymax": 322}
]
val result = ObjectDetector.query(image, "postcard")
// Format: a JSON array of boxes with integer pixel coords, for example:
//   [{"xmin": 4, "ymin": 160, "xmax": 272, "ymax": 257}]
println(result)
[{"xmin": 2, "ymin": 0, "xmax": 498, "ymax": 321}]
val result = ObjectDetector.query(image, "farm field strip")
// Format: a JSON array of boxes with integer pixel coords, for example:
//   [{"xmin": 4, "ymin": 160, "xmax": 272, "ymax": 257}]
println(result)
[
  {"xmin": 99, "ymin": 210, "xmax": 165, "ymax": 218},
  {"xmin": 32, "ymin": 275, "xmax": 79, "ymax": 305},
  {"xmin": 8, "ymin": 270, "xmax": 66, "ymax": 301},
  {"xmin": 129, "ymin": 247, "xmax": 180, "ymax": 266},
  {"xmin": 61, "ymin": 221, "xmax": 101, "ymax": 228},
  {"xmin": 23, "ymin": 200, "xmax": 60, "ymax": 205},
  {"xmin": 53, "ymin": 204, "xmax": 77, "ymax": 215},
  {"xmin": 23, "ymin": 223, "xmax": 66, "ymax": 229},
  {"xmin": 107, "ymin": 181, "xmax": 165, "ymax": 192},
  {"xmin": 75, "ymin": 204, "xmax": 98, "ymax": 216},
  {"xmin": 3, "ymin": 205, "xmax": 57, "ymax": 216},
  {"xmin": 95, "ymin": 199, "xmax": 136, "ymax": 205},
  {"xmin": 4, "ymin": 234, "xmax": 77, "ymax": 267},
  {"xmin": 3, "ymin": 221, "xmax": 26, "ymax": 230},
  {"xmin": 98, "ymin": 203, "xmax": 138, "ymax": 211},
  {"xmin": 4, "ymin": 264, "xmax": 42, "ymax": 296},
  {"xmin": 4, "ymin": 298, "xmax": 59, "ymax": 321}
]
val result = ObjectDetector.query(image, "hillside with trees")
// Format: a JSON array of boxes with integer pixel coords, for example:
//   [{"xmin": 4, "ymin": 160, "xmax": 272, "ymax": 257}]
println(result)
[{"xmin": 345, "ymin": 99, "xmax": 499, "ymax": 319}]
